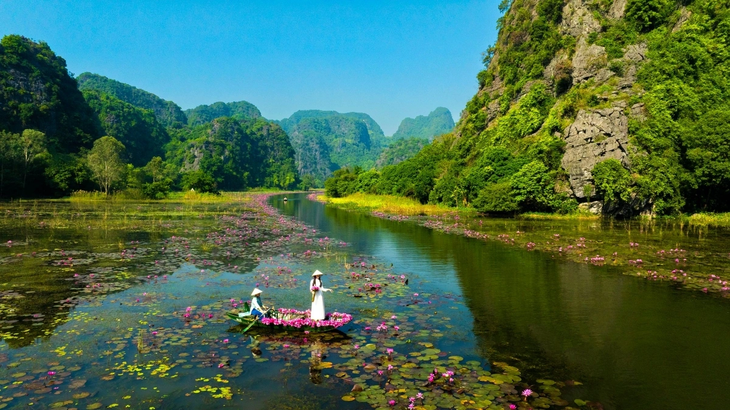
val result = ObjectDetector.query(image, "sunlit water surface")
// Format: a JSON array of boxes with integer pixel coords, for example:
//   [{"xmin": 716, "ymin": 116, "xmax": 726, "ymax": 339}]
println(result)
[
  {"xmin": 0, "ymin": 195, "xmax": 728, "ymax": 410},
  {"xmin": 276, "ymin": 194, "xmax": 730, "ymax": 410}
]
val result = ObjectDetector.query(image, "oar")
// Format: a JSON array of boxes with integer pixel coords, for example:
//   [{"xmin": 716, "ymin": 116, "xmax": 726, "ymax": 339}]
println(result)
[{"xmin": 242, "ymin": 317, "xmax": 259, "ymax": 333}]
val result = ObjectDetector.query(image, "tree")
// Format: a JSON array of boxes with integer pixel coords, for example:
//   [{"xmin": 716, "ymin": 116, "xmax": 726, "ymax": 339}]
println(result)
[
  {"xmin": 0, "ymin": 131, "xmax": 20, "ymax": 198},
  {"xmin": 626, "ymin": 0, "xmax": 670, "ymax": 32},
  {"xmin": 145, "ymin": 156, "xmax": 165, "ymax": 183},
  {"xmin": 19, "ymin": 129, "xmax": 47, "ymax": 190},
  {"xmin": 181, "ymin": 170, "xmax": 218, "ymax": 194},
  {"xmin": 298, "ymin": 174, "xmax": 316, "ymax": 191},
  {"xmin": 592, "ymin": 159, "xmax": 632, "ymax": 204},
  {"xmin": 87, "ymin": 136, "xmax": 126, "ymax": 195},
  {"xmin": 510, "ymin": 160, "xmax": 556, "ymax": 211}
]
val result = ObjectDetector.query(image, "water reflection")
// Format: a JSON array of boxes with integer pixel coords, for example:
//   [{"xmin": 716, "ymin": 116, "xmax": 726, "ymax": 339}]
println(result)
[{"xmin": 275, "ymin": 194, "xmax": 730, "ymax": 410}]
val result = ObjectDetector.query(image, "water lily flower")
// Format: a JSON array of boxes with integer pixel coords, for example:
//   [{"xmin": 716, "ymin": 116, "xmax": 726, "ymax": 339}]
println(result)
[{"xmin": 522, "ymin": 388, "xmax": 533, "ymax": 397}]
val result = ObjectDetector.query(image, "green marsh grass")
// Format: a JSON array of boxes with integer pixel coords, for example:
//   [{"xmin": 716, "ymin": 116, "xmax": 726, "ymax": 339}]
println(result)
[{"xmin": 322, "ymin": 193, "xmax": 473, "ymax": 216}]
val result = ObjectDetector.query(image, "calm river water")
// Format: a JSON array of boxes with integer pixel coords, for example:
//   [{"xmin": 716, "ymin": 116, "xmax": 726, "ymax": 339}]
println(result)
[
  {"xmin": 275, "ymin": 193, "xmax": 730, "ymax": 410},
  {"xmin": 0, "ymin": 194, "xmax": 728, "ymax": 410}
]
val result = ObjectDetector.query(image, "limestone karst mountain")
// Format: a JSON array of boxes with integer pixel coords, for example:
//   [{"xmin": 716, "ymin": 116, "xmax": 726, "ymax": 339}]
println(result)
[{"xmin": 327, "ymin": 0, "xmax": 730, "ymax": 215}]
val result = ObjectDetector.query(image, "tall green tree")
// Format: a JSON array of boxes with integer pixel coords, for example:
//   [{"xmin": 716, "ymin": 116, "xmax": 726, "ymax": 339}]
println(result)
[
  {"xmin": 87, "ymin": 136, "xmax": 126, "ymax": 195},
  {"xmin": 145, "ymin": 156, "xmax": 165, "ymax": 183},
  {"xmin": 19, "ymin": 129, "xmax": 47, "ymax": 190},
  {"xmin": 0, "ymin": 131, "xmax": 20, "ymax": 197}
]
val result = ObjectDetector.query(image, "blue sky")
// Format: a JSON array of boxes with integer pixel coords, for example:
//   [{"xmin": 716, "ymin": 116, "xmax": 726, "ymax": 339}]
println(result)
[{"xmin": 0, "ymin": 1, "xmax": 500, "ymax": 134}]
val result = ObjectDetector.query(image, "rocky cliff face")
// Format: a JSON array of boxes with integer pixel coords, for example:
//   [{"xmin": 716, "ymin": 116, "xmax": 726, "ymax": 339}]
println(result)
[{"xmin": 451, "ymin": 0, "xmax": 689, "ymax": 214}]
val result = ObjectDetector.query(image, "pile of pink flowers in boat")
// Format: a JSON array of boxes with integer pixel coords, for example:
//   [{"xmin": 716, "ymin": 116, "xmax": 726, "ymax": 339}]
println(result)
[{"xmin": 260, "ymin": 308, "xmax": 353, "ymax": 328}]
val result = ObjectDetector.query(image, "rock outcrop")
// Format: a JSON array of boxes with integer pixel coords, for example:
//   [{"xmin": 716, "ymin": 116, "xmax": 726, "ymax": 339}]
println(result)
[{"xmin": 561, "ymin": 104, "xmax": 630, "ymax": 199}]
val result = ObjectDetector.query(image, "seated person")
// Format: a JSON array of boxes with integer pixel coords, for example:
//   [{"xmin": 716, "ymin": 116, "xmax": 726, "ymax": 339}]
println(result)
[{"xmin": 250, "ymin": 288, "xmax": 269, "ymax": 318}]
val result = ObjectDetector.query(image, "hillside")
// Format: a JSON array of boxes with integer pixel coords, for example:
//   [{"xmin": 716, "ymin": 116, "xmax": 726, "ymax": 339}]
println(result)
[
  {"xmin": 77, "ymin": 72, "xmax": 187, "ymax": 128},
  {"xmin": 185, "ymin": 101, "xmax": 262, "ymax": 126},
  {"xmin": 0, "ymin": 35, "xmax": 98, "ymax": 153},
  {"xmin": 82, "ymin": 90, "xmax": 169, "ymax": 166},
  {"xmin": 0, "ymin": 36, "xmax": 300, "ymax": 197},
  {"xmin": 375, "ymin": 137, "xmax": 429, "ymax": 169},
  {"xmin": 327, "ymin": 0, "xmax": 730, "ymax": 216},
  {"xmin": 166, "ymin": 117, "xmax": 298, "ymax": 190},
  {"xmin": 277, "ymin": 110, "xmax": 386, "ymax": 184},
  {"xmin": 391, "ymin": 107, "xmax": 455, "ymax": 140}
]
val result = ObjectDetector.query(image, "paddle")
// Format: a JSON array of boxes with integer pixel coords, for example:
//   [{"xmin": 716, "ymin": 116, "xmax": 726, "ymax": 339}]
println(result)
[{"xmin": 242, "ymin": 316, "xmax": 258, "ymax": 333}]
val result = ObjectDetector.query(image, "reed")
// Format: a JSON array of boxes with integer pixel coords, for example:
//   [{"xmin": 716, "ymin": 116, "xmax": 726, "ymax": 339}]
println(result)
[
  {"xmin": 686, "ymin": 212, "xmax": 730, "ymax": 228},
  {"xmin": 324, "ymin": 193, "xmax": 469, "ymax": 216}
]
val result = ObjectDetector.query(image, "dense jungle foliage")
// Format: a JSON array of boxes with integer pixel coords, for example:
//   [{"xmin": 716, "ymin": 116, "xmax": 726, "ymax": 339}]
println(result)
[
  {"xmin": 327, "ymin": 0, "xmax": 730, "ymax": 216},
  {"xmin": 375, "ymin": 137, "xmax": 429, "ymax": 169},
  {"xmin": 185, "ymin": 101, "xmax": 262, "ymax": 126},
  {"xmin": 0, "ymin": 35, "xmax": 300, "ymax": 198},
  {"xmin": 77, "ymin": 72, "xmax": 187, "ymax": 128}
]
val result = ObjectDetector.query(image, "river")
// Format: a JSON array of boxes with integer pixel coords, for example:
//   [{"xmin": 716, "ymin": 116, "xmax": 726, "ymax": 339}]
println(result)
[
  {"xmin": 0, "ymin": 194, "xmax": 728, "ymax": 409},
  {"xmin": 275, "ymin": 193, "xmax": 730, "ymax": 410}
]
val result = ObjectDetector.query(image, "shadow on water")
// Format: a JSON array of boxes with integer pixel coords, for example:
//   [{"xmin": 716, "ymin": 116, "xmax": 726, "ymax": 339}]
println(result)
[{"xmin": 274, "ymin": 193, "xmax": 730, "ymax": 410}]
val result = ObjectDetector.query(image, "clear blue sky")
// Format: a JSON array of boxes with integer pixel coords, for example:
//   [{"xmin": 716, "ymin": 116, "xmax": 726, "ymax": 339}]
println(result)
[{"xmin": 0, "ymin": 0, "xmax": 500, "ymax": 135}]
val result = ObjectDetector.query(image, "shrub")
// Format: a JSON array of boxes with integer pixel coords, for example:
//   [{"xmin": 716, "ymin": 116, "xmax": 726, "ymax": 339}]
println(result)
[
  {"xmin": 626, "ymin": 0, "xmax": 671, "ymax": 32},
  {"xmin": 510, "ymin": 160, "xmax": 557, "ymax": 211},
  {"xmin": 182, "ymin": 170, "xmax": 218, "ymax": 194},
  {"xmin": 592, "ymin": 159, "xmax": 632, "ymax": 203},
  {"xmin": 473, "ymin": 182, "xmax": 519, "ymax": 213}
]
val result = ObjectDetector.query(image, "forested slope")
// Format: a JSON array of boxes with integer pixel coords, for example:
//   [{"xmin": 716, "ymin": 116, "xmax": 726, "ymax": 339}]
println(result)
[
  {"xmin": 77, "ymin": 72, "xmax": 187, "ymax": 128},
  {"xmin": 0, "ymin": 36, "xmax": 300, "ymax": 197},
  {"xmin": 327, "ymin": 0, "xmax": 730, "ymax": 216}
]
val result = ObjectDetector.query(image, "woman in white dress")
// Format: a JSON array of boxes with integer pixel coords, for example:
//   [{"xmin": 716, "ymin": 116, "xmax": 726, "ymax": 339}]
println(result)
[{"xmin": 310, "ymin": 270, "xmax": 332, "ymax": 320}]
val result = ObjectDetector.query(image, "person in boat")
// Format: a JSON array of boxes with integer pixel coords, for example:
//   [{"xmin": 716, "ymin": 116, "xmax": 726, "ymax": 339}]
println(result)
[
  {"xmin": 250, "ymin": 288, "xmax": 270, "ymax": 318},
  {"xmin": 310, "ymin": 270, "xmax": 332, "ymax": 320}
]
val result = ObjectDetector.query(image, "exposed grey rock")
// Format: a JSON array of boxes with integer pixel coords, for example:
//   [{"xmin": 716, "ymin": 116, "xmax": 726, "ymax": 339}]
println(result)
[
  {"xmin": 544, "ymin": 51, "xmax": 571, "ymax": 90},
  {"xmin": 608, "ymin": 0, "xmax": 627, "ymax": 19},
  {"xmin": 486, "ymin": 100, "xmax": 501, "ymax": 126},
  {"xmin": 561, "ymin": 105, "xmax": 630, "ymax": 199},
  {"xmin": 578, "ymin": 201, "xmax": 604, "ymax": 214},
  {"xmin": 594, "ymin": 68, "xmax": 616, "ymax": 84},
  {"xmin": 561, "ymin": 0, "xmax": 602, "ymax": 37},
  {"xmin": 624, "ymin": 43, "xmax": 648, "ymax": 63},
  {"xmin": 616, "ymin": 43, "xmax": 648, "ymax": 89},
  {"xmin": 673, "ymin": 8, "xmax": 692, "ymax": 33},
  {"xmin": 630, "ymin": 103, "xmax": 647, "ymax": 121},
  {"xmin": 572, "ymin": 39, "xmax": 608, "ymax": 84}
]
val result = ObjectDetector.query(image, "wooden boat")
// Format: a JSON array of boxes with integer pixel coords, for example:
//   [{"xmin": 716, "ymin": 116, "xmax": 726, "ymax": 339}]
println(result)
[{"xmin": 227, "ymin": 304, "xmax": 352, "ymax": 333}]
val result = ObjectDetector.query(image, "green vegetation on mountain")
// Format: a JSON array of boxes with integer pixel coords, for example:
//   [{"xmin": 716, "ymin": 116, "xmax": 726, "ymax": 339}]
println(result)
[
  {"xmin": 0, "ymin": 36, "xmax": 300, "ymax": 198},
  {"xmin": 82, "ymin": 90, "xmax": 169, "ymax": 166},
  {"xmin": 278, "ymin": 110, "xmax": 387, "ymax": 185},
  {"xmin": 0, "ymin": 35, "xmax": 98, "ymax": 153},
  {"xmin": 375, "ymin": 137, "xmax": 429, "ymax": 169},
  {"xmin": 391, "ymin": 107, "xmax": 455, "ymax": 140},
  {"xmin": 327, "ymin": 0, "xmax": 730, "ymax": 216},
  {"xmin": 167, "ymin": 117, "xmax": 298, "ymax": 191},
  {"xmin": 77, "ymin": 72, "xmax": 187, "ymax": 128},
  {"xmin": 185, "ymin": 101, "xmax": 262, "ymax": 126}
]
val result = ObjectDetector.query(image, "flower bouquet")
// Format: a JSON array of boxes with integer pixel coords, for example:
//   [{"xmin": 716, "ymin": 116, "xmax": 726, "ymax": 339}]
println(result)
[{"xmin": 311, "ymin": 285, "xmax": 319, "ymax": 302}]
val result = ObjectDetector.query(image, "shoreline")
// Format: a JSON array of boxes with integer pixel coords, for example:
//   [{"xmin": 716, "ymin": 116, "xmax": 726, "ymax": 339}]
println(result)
[{"xmin": 318, "ymin": 193, "xmax": 730, "ymax": 297}]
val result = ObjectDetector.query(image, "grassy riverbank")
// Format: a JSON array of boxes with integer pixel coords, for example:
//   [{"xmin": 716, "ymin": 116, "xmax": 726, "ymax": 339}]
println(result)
[
  {"xmin": 320, "ymin": 193, "xmax": 730, "ymax": 297},
  {"xmin": 321, "ymin": 193, "xmax": 466, "ymax": 216}
]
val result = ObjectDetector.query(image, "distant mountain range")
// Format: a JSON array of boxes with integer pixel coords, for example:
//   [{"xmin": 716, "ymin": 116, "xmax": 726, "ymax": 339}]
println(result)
[{"xmin": 0, "ymin": 36, "xmax": 453, "ymax": 195}]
